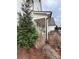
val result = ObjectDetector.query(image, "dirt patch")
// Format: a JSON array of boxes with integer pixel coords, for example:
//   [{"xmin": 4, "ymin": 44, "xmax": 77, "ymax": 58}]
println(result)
[{"xmin": 17, "ymin": 47, "xmax": 49, "ymax": 59}]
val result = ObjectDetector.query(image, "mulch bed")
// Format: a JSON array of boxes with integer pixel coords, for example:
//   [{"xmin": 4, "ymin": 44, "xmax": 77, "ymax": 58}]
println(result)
[{"xmin": 17, "ymin": 47, "xmax": 49, "ymax": 59}]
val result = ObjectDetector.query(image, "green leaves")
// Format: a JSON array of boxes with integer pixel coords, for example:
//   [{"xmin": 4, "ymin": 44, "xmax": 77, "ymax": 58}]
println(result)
[{"xmin": 17, "ymin": 0, "xmax": 38, "ymax": 48}]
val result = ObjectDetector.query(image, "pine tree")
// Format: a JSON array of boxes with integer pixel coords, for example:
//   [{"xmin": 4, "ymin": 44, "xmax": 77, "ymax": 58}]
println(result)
[{"xmin": 17, "ymin": 0, "xmax": 38, "ymax": 48}]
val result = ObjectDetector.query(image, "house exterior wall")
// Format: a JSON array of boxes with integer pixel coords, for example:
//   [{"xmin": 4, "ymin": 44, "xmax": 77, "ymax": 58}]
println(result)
[
  {"xmin": 33, "ymin": 0, "xmax": 42, "ymax": 11},
  {"xmin": 30, "ymin": 0, "xmax": 56, "ymax": 40},
  {"xmin": 33, "ymin": 14, "xmax": 47, "ymax": 20}
]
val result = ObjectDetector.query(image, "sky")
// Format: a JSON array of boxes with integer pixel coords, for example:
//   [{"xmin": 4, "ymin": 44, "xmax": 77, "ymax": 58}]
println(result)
[{"xmin": 17, "ymin": 0, "xmax": 61, "ymax": 26}]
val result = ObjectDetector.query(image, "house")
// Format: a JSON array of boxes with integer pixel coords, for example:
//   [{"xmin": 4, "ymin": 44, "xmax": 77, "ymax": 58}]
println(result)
[{"xmin": 30, "ymin": 0, "xmax": 56, "ymax": 40}]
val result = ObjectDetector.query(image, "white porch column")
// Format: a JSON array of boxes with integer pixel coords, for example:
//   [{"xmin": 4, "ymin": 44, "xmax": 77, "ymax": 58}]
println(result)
[{"xmin": 45, "ymin": 17, "xmax": 48, "ymax": 41}]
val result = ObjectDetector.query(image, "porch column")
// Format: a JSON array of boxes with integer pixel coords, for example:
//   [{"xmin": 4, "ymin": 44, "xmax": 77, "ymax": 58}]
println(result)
[{"xmin": 45, "ymin": 17, "xmax": 48, "ymax": 42}]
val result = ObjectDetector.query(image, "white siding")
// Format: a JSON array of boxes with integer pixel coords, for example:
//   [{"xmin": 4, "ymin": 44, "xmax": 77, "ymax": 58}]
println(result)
[{"xmin": 33, "ymin": 0, "xmax": 42, "ymax": 11}]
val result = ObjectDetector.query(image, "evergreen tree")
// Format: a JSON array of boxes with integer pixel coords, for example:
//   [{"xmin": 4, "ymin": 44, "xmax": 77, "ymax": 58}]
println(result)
[{"xmin": 17, "ymin": 0, "xmax": 38, "ymax": 48}]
